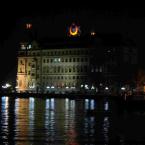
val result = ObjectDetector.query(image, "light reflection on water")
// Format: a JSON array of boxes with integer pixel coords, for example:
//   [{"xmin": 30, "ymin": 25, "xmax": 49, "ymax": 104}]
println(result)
[
  {"xmin": 0, "ymin": 96, "xmax": 145, "ymax": 144},
  {"xmin": 1, "ymin": 96, "xmax": 9, "ymax": 141}
]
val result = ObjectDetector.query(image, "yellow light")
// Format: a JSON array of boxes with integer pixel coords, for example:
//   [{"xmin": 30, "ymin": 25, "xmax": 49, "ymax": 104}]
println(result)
[
  {"xmin": 69, "ymin": 26, "xmax": 79, "ymax": 36},
  {"xmin": 91, "ymin": 32, "xmax": 96, "ymax": 36}
]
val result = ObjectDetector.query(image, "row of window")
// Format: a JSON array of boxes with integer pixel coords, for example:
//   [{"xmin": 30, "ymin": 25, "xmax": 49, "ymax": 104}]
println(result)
[
  {"xmin": 43, "ymin": 66, "xmax": 88, "ymax": 73},
  {"xmin": 43, "ymin": 57, "xmax": 89, "ymax": 63},
  {"xmin": 25, "ymin": 49, "xmax": 89, "ymax": 56},
  {"xmin": 42, "ymin": 75, "xmax": 87, "ymax": 80},
  {"xmin": 42, "ymin": 82, "xmax": 77, "ymax": 87},
  {"xmin": 19, "ymin": 67, "xmax": 104, "ymax": 74},
  {"xmin": 19, "ymin": 57, "xmax": 89, "ymax": 67}
]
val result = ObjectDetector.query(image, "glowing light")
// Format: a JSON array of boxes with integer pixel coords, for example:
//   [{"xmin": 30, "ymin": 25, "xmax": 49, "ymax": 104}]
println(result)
[
  {"xmin": 58, "ymin": 58, "xmax": 61, "ymax": 62},
  {"xmin": 26, "ymin": 23, "xmax": 32, "ymax": 29},
  {"xmin": 69, "ymin": 23, "xmax": 80, "ymax": 36},
  {"xmin": 2, "ymin": 83, "xmax": 11, "ymax": 89},
  {"xmin": 121, "ymin": 87, "xmax": 126, "ymax": 91},
  {"xmin": 85, "ymin": 84, "xmax": 89, "ymax": 89},
  {"xmin": 29, "ymin": 85, "xmax": 35, "ymax": 89},
  {"xmin": 91, "ymin": 86, "xmax": 95, "ymax": 90},
  {"xmin": 27, "ymin": 44, "xmax": 32, "ymax": 49},
  {"xmin": 91, "ymin": 31, "xmax": 96, "ymax": 36},
  {"xmin": 104, "ymin": 101, "xmax": 109, "ymax": 111},
  {"xmin": 71, "ymin": 86, "xmax": 75, "ymax": 89},
  {"xmin": 105, "ymin": 87, "xmax": 109, "ymax": 90},
  {"xmin": 81, "ymin": 85, "xmax": 83, "ymax": 88},
  {"xmin": 69, "ymin": 26, "xmax": 78, "ymax": 36},
  {"xmin": 21, "ymin": 44, "xmax": 26, "ymax": 50}
]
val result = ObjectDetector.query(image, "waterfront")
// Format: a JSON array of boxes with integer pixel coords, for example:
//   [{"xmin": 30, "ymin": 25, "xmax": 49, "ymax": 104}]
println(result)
[{"xmin": 1, "ymin": 96, "xmax": 145, "ymax": 144}]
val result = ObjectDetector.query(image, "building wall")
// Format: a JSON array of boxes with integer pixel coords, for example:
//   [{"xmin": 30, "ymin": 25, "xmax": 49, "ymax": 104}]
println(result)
[
  {"xmin": 16, "ymin": 40, "xmax": 138, "ymax": 94},
  {"xmin": 16, "ymin": 45, "xmax": 91, "ymax": 93}
]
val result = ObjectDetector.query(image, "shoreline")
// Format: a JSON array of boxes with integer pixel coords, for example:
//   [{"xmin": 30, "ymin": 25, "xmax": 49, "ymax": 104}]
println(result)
[{"xmin": 0, "ymin": 92, "xmax": 120, "ymax": 99}]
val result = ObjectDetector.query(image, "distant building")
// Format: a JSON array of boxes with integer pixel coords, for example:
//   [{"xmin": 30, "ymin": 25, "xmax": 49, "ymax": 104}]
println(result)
[{"xmin": 16, "ymin": 24, "xmax": 138, "ymax": 94}]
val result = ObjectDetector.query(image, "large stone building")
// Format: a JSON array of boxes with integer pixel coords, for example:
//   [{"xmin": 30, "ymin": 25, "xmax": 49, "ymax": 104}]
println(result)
[
  {"xmin": 16, "ymin": 24, "xmax": 138, "ymax": 94},
  {"xmin": 17, "ymin": 39, "xmax": 92, "ymax": 93}
]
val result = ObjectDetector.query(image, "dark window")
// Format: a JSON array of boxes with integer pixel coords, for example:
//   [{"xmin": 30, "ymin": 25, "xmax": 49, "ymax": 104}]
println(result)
[
  {"xmin": 32, "ymin": 64, "xmax": 35, "ymax": 68},
  {"xmin": 20, "ymin": 60, "xmax": 23, "ymax": 65},
  {"xmin": 69, "ymin": 68, "xmax": 71, "ymax": 72},
  {"xmin": 31, "ymin": 73, "xmax": 35, "ymax": 76}
]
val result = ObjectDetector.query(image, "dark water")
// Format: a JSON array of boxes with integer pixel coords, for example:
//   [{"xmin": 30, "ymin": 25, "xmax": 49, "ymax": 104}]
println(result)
[{"xmin": 1, "ymin": 96, "xmax": 145, "ymax": 145}]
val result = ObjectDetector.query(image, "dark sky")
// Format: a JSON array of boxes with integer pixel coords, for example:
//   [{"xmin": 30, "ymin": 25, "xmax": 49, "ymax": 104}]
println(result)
[{"xmin": 0, "ymin": 3, "xmax": 145, "ymax": 82}]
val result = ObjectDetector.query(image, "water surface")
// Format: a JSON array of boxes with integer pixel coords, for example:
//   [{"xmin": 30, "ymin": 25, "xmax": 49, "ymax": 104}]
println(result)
[{"xmin": 0, "ymin": 96, "xmax": 145, "ymax": 145}]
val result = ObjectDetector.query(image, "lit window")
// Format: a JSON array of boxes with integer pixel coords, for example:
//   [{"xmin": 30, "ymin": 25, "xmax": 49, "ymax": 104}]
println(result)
[
  {"xmin": 58, "ymin": 58, "xmax": 61, "ymax": 62},
  {"xmin": 91, "ymin": 31, "xmax": 96, "ymax": 36},
  {"xmin": 100, "ymin": 67, "xmax": 102, "ymax": 72},
  {"xmin": 27, "ymin": 44, "xmax": 32, "ymax": 49},
  {"xmin": 21, "ymin": 44, "xmax": 26, "ymax": 50}
]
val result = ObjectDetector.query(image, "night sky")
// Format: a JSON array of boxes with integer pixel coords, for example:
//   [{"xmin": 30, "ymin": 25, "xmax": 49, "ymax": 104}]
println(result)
[{"xmin": 0, "ymin": 2, "xmax": 145, "ymax": 82}]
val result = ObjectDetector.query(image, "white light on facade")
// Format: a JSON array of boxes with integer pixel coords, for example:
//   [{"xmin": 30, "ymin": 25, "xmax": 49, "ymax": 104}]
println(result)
[
  {"xmin": 29, "ymin": 85, "xmax": 35, "ymax": 89},
  {"xmin": 91, "ymin": 86, "xmax": 95, "ymax": 90},
  {"xmin": 121, "ymin": 87, "xmax": 126, "ymax": 91},
  {"xmin": 66, "ymin": 86, "xmax": 69, "ymax": 89},
  {"xmin": 71, "ymin": 86, "xmax": 75, "ymax": 89},
  {"xmin": 6, "ymin": 83, "xmax": 11, "ymax": 88},
  {"xmin": 2, "ymin": 86, "xmax": 7, "ymax": 89},
  {"xmin": 81, "ymin": 85, "xmax": 83, "ymax": 88},
  {"xmin": 46, "ymin": 86, "xmax": 50, "ymax": 89},
  {"xmin": 105, "ymin": 87, "xmax": 109, "ymax": 90},
  {"xmin": 51, "ymin": 86, "xmax": 55, "ymax": 89},
  {"xmin": 27, "ymin": 44, "xmax": 32, "ymax": 49},
  {"xmin": 58, "ymin": 58, "xmax": 61, "ymax": 62},
  {"xmin": 85, "ymin": 84, "xmax": 89, "ymax": 89},
  {"xmin": 100, "ymin": 67, "xmax": 102, "ymax": 72},
  {"xmin": 21, "ymin": 44, "xmax": 26, "ymax": 50},
  {"xmin": 2, "ymin": 83, "xmax": 11, "ymax": 89}
]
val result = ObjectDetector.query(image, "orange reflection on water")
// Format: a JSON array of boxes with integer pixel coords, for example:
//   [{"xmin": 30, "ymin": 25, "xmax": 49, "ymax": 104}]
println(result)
[{"xmin": 15, "ymin": 98, "xmax": 29, "ymax": 140}]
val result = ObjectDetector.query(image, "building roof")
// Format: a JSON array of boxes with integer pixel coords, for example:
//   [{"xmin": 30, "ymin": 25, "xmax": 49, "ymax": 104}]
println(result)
[{"xmin": 23, "ymin": 32, "xmax": 135, "ymax": 50}]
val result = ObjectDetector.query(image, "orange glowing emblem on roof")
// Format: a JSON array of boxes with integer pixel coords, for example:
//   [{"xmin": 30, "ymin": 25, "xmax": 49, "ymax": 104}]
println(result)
[{"xmin": 68, "ymin": 23, "xmax": 80, "ymax": 37}]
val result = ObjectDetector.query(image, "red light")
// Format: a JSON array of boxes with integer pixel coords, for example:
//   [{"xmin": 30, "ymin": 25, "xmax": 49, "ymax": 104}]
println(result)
[{"xmin": 26, "ymin": 23, "xmax": 32, "ymax": 29}]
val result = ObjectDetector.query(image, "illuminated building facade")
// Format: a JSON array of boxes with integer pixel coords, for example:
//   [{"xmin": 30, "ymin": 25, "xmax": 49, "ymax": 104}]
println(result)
[
  {"xmin": 16, "ymin": 24, "xmax": 138, "ymax": 94},
  {"xmin": 16, "ymin": 40, "xmax": 92, "ymax": 93}
]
